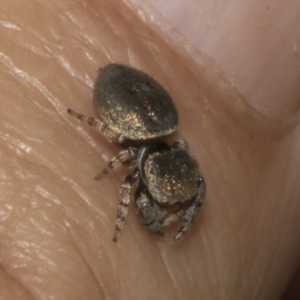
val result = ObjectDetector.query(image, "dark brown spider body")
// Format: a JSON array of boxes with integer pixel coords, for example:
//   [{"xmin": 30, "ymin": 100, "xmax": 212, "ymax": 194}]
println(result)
[
  {"xmin": 67, "ymin": 64, "xmax": 205, "ymax": 243},
  {"xmin": 93, "ymin": 64, "xmax": 178, "ymax": 142},
  {"xmin": 138, "ymin": 142, "xmax": 200, "ymax": 206}
]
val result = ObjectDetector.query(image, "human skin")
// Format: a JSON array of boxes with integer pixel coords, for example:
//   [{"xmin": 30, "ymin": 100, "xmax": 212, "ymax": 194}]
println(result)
[{"xmin": 0, "ymin": 0, "xmax": 300, "ymax": 299}]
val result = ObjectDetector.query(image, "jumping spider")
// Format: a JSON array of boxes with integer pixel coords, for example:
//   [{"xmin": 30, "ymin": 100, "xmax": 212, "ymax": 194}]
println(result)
[{"xmin": 68, "ymin": 64, "xmax": 206, "ymax": 243}]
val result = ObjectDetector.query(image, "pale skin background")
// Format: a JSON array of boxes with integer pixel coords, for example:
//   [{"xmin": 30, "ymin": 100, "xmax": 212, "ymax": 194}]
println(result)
[{"xmin": 0, "ymin": 0, "xmax": 300, "ymax": 299}]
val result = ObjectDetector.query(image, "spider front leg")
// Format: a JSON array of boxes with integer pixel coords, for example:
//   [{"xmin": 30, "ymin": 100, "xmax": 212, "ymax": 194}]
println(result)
[
  {"xmin": 94, "ymin": 148, "xmax": 137, "ymax": 180},
  {"xmin": 135, "ymin": 185, "xmax": 166, "ymax": 236},
  {"xmin": 113, "ymin": 170, "xmax": 139, "ymax": 243},
  {"xmin": 173, "ymin": 177, "xmax": 206, "ymax": 243},
  {"xmin": 161, "ymin": 209, "xmax": 184, "ymax": 227},
  {"xmin": 67, "ymin": 108, "xmax": 124, "ymax": 143}
]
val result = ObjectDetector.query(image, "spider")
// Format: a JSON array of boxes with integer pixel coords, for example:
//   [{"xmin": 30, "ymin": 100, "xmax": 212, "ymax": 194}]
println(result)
[{"xmin": 67, "ymin": 64, "xmax": 206, "ymax": 243}]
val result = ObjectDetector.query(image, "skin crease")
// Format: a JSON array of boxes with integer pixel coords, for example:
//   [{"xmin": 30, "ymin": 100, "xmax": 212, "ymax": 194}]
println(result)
[{"xmin": 0, "ymin": 1, "xmax": 299, "ymax": 300}]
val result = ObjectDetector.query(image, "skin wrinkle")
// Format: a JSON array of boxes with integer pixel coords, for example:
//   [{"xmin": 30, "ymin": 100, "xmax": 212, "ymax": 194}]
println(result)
[
  {"xmin": 96, "ymin": 9, "xmax": 128, "ymax": 50},
  {"xmin": 8, "ymin": 5, "xmax": 83, "ymax": 86},
  {"xmin": 252, "ymin": 202, "xmax": 282, "ymax": 298},
  {"xmin": 119, "ymin": 5, "xmax": 176, "ymax": 72},
  {"xmin": 1, "ymin": 121, "xmax": 109, "ymax": 230},
  {"xmin": 0, "ymin": 131, "xmax": 59, "ymax": 182},
  {"xmin": 200, "ymin": 227, "xmax": 221, "ymax": 299},
  {"xmin": 34, "ymin": 1, "xmax": 69, "ymax": 37},
  {"xmin": 3, "ymin": 272, "xmax": 36, "ymax": 300},
  {"xmin": 285, "ymin": 135, "xmax": 300, "ymax": 214},
  {"xmin": 230, "ymin": 217, "xmax": 244, "ymax": 296},
  {"xmin": 62, "ymin": 12, "xmax": 99, "ymax": 50},
  {"xmin": 64, "ymin": 176, "xmax": 109, "ymax": 223},
  {"xmin": 0, "ymin": 20, "xmax": 22, "ymax": 31},
  {"xmin": 174, "ymin": 254, "xmax": 192, "ymax": 298},
  {"xmin": 244, "ymin": 202, "xmax": 272, "ymax": 295},
  {"xmin": 254, "ymin": 245, "xmax": 273, "ymax": 298},
  {"xmin": 0, "ymin": 7, "xmax": 22, "ymax": 31},
  {"xmin": 67, "ymin": 225, "xmax": 107, "ymax": 299},
  {"xmin": 213, "ymin": 219, "xmax": 237, "ymax": 298},
  {"xmin": 4, "ymin": 197, "xmax": 103, "ymax": 298},
  {"xmin": 158, "ymin": 245, "xmax": 184, "ymax": 300},
  {"xmin": 181, "ymin": 257, "xmax": 196, "ymax": 296},
  {"xmin": 187, "ymin": 243, "xmax": 208, "ymax": 297},
  {"xmin": 159, "ymin": 248, "xmax": 185, "ymax": 298},
  {"xmin": 146, "ymin": 243, "xmax": 176, "ymax": 297},
  {"xmin": 2, "ymin": 243, "xmax": 43, "ymax": 300},
  {"xmin": 44, "ymin": 245, "xmax": 99, "ymax": 299},
  {"xmin": 238, "ymin": 218, "xmax": 257, "ymax": 296},
  {"xmin": 93, "ymin": 11, "xmax": 120, "ymax": 48},
  {"xmin": 260, "ymin": 222, "xmax": 289, "ymax": 298},
  {"xmin": 267, "ymin": 162, "xmax": 300, "ymax": 295},
  {"xmin": 208, "ymin": 146, "xmax": 243, "ymax": 288},
  {"xmin": 8, "ymin": 3, "xmax": 54, "ymax": 47},
  {"xmin": 269, "ymin": 249, "xmax": 287, "ymax": 298},
  {"xmin": 61, "ymin": 5, "xmax": 137, "ymax": 75},
  {"xmin": 1, "ymin": 24, "xmax": 52, "ymax": 59},
  {"xmin": 196, "ymin": 237, "xmax": 215, "ymax": 299},
  {"xmin": 191, "ymin": 40, "xmax": 295, "ymax": 128},
  {"xmin": 123, "ymin": 216, "xmax": 176, "ymax": 299},
  {"xmin": 0, "ymin": 54, "xmax": 64, "ymax": 114},
  {"xmin": 70, "ymin": 215, "xmax": 120, "ymax": 292},
  {"xmin": 113, "ymin": 240, "xmax": 157, "ymax": 299}
]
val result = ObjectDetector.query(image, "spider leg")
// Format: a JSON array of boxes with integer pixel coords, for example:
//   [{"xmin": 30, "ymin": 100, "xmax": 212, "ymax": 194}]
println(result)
[
  {"xmin": 161, "ymin": 209, "xmax": 184, "ymax": 227},
  {"xmin": 67, "ymin": 108, "xmax": 122, "ymax": 142},
  {"xmin": 113, "ymin": 170, "xmax": 138, "ymax": 243},
  {"xmin": 135, "ymin": 186, "xmax": 166, "ymax": 236},
  {"xmin": 171, "ymin": 139, "xmax": 188, "ymax": 151},
  {"xmin": 94, "ymin": 148, "xmax": 137, "ymax": 180},
  {"xmin": 173, "ymin": 177, "xmax": 206, "ymax": 243}
]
